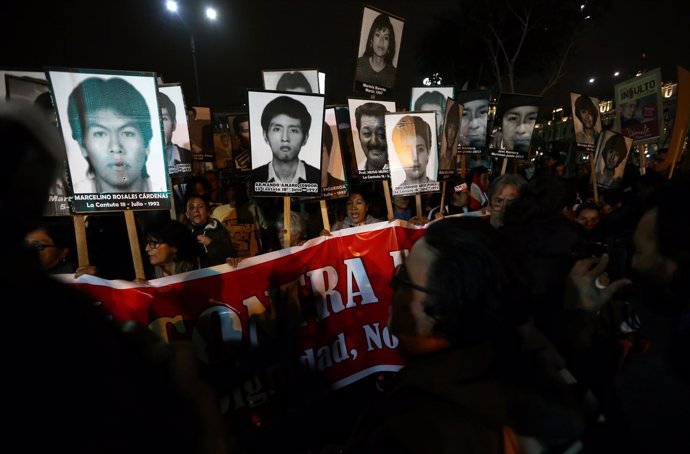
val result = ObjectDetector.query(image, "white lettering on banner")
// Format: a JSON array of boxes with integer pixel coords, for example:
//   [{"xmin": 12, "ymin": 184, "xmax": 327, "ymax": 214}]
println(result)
[
  {"xmin": 148, "ymin": 314, "xmax": 186, "ymax": 342},
  {"xmin": 223, "ymin": 331, "xmax": 356, "ymax": 411},
  {"xmin": 344, "ymin": 257, "xmax": 379, "ymax": 307},
  {"xmin": 306, "ymin": 266, "xmax": 345, "ymax": 321},
  {"xmin": 389, "ymin": 249, "xmax": 408, "ymax": 268},
  {"xmin": 363, "ymin": 322, "xmax": 399, "ymax": 351},
  {"xmin": 192, "ymin": 304, "xmax": 243, "ymax": 365},
  {"xmin": 150, "ymin": 252, "xmax": 408, "ymax": 356}
]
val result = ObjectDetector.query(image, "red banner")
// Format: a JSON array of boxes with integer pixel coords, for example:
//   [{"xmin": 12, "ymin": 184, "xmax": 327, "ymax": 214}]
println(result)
[{"xmin": 61, "ymin": 221, "xmax": 425, "ymax": 426}]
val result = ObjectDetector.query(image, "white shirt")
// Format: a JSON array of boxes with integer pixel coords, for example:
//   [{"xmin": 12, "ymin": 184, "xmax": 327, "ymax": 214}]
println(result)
[{"xmin": 267, "ymin": 160, "xmax": 307, "ymax": 184}]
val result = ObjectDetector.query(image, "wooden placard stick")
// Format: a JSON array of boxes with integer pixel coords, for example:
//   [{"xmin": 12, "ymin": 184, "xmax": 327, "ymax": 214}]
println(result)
[
  {"xmin": 124, "ymin": 210, "xmax": 146, "ymax": 281},
  {"xmin": 590, "ymin": 152, "xmax": 599, "ymax": 204},
  {"xmin": 73, "ymin": 214, "xmax": 89, "ymax": 268},
  {"xmin": 382, "ymin": 180, "xmax": 394, "ymax": 221},
  {"xmin": 500, "ymin": 157, "xmax": 509, "ymax": 175},
  {"xmin": 639, "ymin": 143, "xmax": 647, "ymax": 175},
  {"xmin": 460, "ymin": 154, "xmax": 467, "ymax": 179},
  {"xmin": 439, "ymin": 181, "xmax": 447, "ymax": 216},
  {"xmin": 283, "ymin": 196, "xmax": 291, "ymax": 247},
  {"xmin": 415, "ymin": 193, "xmax": 423, "ymax": 218},
  {"xmin": 320, "ymin": 200, "xmax": 330, "ymax": 232}
]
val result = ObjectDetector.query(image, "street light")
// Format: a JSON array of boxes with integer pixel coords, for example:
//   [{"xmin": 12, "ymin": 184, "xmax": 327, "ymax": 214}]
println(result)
[{"xmin": 165, "ymin": 1, "xmax": 217, "ymax": 105}]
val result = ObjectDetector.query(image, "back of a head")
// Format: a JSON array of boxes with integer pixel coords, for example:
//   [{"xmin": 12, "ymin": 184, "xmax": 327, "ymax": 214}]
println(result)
[
  {"xmin": 422, "ymin": 217, "xmax": 531, "ymax": 347},
  {"xmin": 1, "ymin": 102, "xmax": 63, "ymax": 242}
]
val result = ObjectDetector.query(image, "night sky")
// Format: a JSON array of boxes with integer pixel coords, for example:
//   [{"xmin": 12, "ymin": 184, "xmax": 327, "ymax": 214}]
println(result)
[{"xmin": 3, "ymin": 0, "xmax": 689, "ymax": 115}]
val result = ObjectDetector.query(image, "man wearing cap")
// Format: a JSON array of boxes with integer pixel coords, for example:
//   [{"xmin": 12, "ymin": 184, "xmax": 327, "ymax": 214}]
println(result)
[{"xmin": 427, "ymin": 178, "xmax": 470, "ymax": 220}]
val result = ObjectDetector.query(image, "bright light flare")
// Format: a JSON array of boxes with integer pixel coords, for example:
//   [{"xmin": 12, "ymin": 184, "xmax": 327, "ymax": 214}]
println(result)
[
  {"xmin": 166, "ymin": 1, "xmax": 178, "ymax": 12},
  {"xmin": 206, "ymin": 7, "xmax": 217, "ymax": 20}
]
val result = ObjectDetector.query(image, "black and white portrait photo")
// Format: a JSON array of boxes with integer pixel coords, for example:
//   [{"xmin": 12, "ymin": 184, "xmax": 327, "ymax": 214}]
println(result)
[
  {"xmin": 48, "ymin": 69, "xmax": 169, "ymax": 213},
  {"xmin": 347, "ymin": 97, "xmax": 396, "ymax": 181},
  {"xmin": 248, "ymin": 90, "xmax": 325, "ymax": 197},
  {"xmin": 410, "ymin": 86, "xmax": 455, "ymax": 138},
  {"xmin": 438, "ymin": 97, "xmax": 461, "ymax": 180},
  {"xmin": 228, "ymin": 112, "xmax": 252, "ymax": 175},
  {"xmin": 353, "ymin": 6, "xmax": 404, "ymax": 95},
  {"xmin": 6, "ymin": 74, "xmax": 71, "ymax": 217},
  {"xmin": 159, "ymin": 84, "xmax": 193, "ymax": 177},
  {"xmin": 1, "ymin": 70, "xmax": 46, "ymax": 100},
  {"xmin": 594, "ymin": 130, "xmax": 632, "ymax": 188},
  {"xmin": 457, "ymin": 90, "xmax": 490, "ymax": 155},
  {"xmin": 263, "ymin": 69, "xmax": 320, "ymax": 94},
  {"xmin": 570, "ymin": 92, "xmax": 602, "ymax": 151},
  {"xmin": 489, "ymin": 93, "xmax": 541, "ymax": 160},
  {"xmin": 386, "ymin": 111, "xmax": 439, "ymax": 197}
]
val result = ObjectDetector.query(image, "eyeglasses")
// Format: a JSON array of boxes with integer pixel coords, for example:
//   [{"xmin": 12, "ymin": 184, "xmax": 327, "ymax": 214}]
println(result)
[
  {"xmin": 389, "ymin": 264, "xmax": 437, "ymax": 294},
  {"xmin": 146, "ymin": 240, "xmax": 163, "ymax": 249},
  {"xmin": 28, "ymin": 241, "xmax": 59, "ymax": 251}
]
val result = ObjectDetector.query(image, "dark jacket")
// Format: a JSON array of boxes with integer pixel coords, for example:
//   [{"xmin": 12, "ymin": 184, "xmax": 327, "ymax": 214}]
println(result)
[
  {"xmin": 347, "ymin": 334, "xmax": 587, "ymax": 454},
  {"xmin": 187, "ymin": 218, "xmax": 236, "ymax": 267},
  {"xmin": 253, "ymin": 161, "xmax": 321, "ymax": 185}
]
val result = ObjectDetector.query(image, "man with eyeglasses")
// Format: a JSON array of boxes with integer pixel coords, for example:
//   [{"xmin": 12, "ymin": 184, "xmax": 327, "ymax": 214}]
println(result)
[
  {"xmin": 25, "ymin": 220, "xmax": 75, "ymax": 274},
  {"xmin": 347, "ymin": 217, "xmax": 587, "ymax": 452}
]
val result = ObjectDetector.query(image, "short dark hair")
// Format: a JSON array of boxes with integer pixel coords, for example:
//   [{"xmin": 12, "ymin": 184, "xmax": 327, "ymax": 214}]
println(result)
[
  {"xmin": 414, "ymin": 91, "xmax": 445, "ymax": 111},
  {"xmin": 232, "ymin": 114, "xmax": 249, "ymax": 134},
  {"xmin": 67, "ymin": 77, "xmax": 153, "ymax": 148},
  {"xmin": 575, "ymin": 200, "xmax": 601, "ymax": 218},
  {"xmin": 322, "ymin": 122, "xmax": 333, "ymax": 155},
  {"xmin": 260, "ymin": 96, "xmax": 311, "ymax": 134},
  {"xmin": 574, "ymin": 95, "xmax": 598, "ymax": 124},
  {"xmin": 363, "ymin": 14, "xmax": 396, "ymax": 65},
  {"xmin": 444, "ymin": 102, "xmax": 460, "ymax": 134},
  {"xmin": 354, "ymin": 102, "xmax": 388, "ymax": 130},
  {"xmin": 157, "ymin": 92, "xmax": 176, "ymax": 121},
  {"xmin": 422, "ymin": 217, "xmax": 530, "ymax": 346},
  {"xmin": 348, "ymin": 187, "xmax": 372, "ymax": 206},
  {"xmin": 276, "ymin": 72, "xmax": 312, "ymax": 93},
  {"xmin": 146, "ymin": 219, "xmax": 201, "ymax": 264},
  {"xmin": 392, "ymin": 115, "xmax": 432, "ymax": 149},
  {"xmin": 603, "ymin": 134, "xmax": 628, "ymax": 161}
]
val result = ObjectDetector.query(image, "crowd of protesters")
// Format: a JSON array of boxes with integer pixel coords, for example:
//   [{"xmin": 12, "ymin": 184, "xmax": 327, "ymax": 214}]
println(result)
[{"xmin": 7, "ymin": 78, "xmax": 689, "ymax": 454}]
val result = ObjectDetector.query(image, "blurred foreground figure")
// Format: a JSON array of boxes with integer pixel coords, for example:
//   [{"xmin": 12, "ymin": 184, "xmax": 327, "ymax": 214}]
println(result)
[
  {"xmin": 346, "ymin": 217, "xmax": 588, "ymax": 453},
  {"xmin": 562, "ymin": 178, "xmax": 690, "ymax": 454},
  {"xmin": 1, "ymin": 102, "xmax": 229, "ymax": 453}
]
